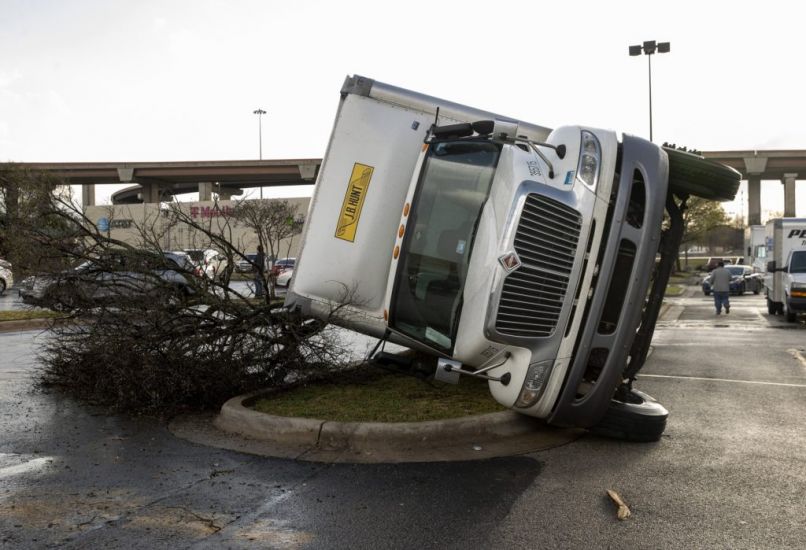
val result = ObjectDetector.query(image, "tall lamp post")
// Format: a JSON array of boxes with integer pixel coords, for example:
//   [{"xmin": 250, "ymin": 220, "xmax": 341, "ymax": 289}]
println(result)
[
  {"xmin": 628, "ymin": 40, "xmax": 670, "ymax": 142},
  {"xmin": 253, "ymin": 108, "xmax": 266, "ymax": 199}
]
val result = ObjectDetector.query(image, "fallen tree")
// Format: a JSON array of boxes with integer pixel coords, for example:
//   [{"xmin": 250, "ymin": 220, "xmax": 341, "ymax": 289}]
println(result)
[{"xmin": 3, "ymin": 167, "xmax": 352, "ymax": 415}]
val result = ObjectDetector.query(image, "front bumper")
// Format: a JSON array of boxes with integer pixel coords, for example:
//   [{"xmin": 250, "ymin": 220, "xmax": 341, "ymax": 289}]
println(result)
[
  {"xmin": 787, "ymin": 295, "xmax": 806, "ymax": 312},
  {"xmin": 547, "ymin": 135, "xmax": 669, "ymax": 428}
]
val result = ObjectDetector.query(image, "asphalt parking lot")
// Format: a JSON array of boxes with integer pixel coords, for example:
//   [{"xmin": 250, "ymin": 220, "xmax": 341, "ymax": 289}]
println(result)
[{"xmin": 1, "ymin": 286, "xmax": 805, "ymax": 549}]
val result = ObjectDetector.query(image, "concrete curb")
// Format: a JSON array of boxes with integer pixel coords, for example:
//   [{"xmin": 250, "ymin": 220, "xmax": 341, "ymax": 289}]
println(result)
[{"xmin": 199, "ymin": 391, "xmax": 582, "ymax": 463}]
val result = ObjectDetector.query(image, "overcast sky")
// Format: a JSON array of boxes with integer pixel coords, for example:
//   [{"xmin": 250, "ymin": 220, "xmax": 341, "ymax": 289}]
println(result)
[{"xmin": 2, "ymin": 0, "xmax": 805, "ymax": 217}]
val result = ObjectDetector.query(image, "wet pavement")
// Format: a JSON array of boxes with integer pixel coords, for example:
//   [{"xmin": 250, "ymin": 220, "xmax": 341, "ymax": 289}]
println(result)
[{"xmin": 1, "ymin": 286, "xmax": 806, "ymax": 548}]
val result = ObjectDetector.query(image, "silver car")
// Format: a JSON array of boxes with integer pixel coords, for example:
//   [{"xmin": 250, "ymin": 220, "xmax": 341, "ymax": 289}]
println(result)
[
  {"xmin": 20, "ymin": 251, "xmax": 196, "ymax": 308},
  {"xmin": 0, "ymin": 259, "xmax": 13, "ymax": 295}
]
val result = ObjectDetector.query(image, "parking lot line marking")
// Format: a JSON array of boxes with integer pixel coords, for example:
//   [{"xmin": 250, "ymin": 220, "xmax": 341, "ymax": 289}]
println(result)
[
  {"xmin": 640, "ymin": 373, "xmax": 806, "ymax": 388},
  {"xmin": 0, "ymin": 455, "xmax": 52, "ymax": 479}
]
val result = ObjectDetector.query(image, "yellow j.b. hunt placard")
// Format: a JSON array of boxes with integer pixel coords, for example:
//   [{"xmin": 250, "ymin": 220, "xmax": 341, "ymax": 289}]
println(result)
[{"xmin": 335, "ymin": 162, "xmax": 374, "ymax": 242}]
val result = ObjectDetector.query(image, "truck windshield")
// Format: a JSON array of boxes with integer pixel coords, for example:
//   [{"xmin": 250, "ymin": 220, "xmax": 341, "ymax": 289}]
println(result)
[
  {"xmin": 390, "ymin": 140, "xmax": 501, "ymax": 352},
  {"xmin": 791, "ymin": 251, "xmax": 806, "ymax": 273}
]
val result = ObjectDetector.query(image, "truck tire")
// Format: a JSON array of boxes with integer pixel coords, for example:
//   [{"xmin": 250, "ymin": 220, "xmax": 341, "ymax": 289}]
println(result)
[
  {"xmin": 664, "ymin": 147, "xmax": 741, "ymax": 202},
  {"xmin": 0, "ymin": 278, "xmax": 5, "ymax": 295},
  {"xmin": 767, "ymin": 296, "xmax": 776, "ymax": 315},
  {"xmin": 589, "ymin": 389, "xmax": 668, "ymax": 442},
  {"xmin": 784, "ymin": 299, "xmax": 797, "ymax": 323}
]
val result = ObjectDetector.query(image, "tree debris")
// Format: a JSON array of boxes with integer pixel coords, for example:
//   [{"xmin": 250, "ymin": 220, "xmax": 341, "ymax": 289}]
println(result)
[{"xmin": 606, "ymin": 489, "xmax": 631, "ymax": 520}]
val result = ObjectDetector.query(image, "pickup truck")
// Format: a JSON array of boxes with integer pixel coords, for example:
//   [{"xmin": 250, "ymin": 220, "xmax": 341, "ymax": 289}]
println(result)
[{"xmin": 286, "ymin": 75, "xmax": 740, "ymax": 441}]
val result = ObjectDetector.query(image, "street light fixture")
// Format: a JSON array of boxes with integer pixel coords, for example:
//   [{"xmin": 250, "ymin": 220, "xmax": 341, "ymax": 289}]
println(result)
[
  {"xmin": 253, "ymin": 108, "xmax": 267, "ymax": 199},
  {"xmin": 629, "ymin": 40, "xmax": 670, "ymax": 142}
]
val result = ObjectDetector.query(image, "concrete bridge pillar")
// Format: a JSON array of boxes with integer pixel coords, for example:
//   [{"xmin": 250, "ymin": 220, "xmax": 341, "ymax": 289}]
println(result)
[
  {"xmin": 81, "ymin": 184, "xmax": 95, "ymax": 208},
  {"xmin": 743, "ymin": 156, "xmax": 767, "ymax": 226},
  {"xmin": 782, "ymin": 173, "xmax": 798, "ymax": 217},
  {"xmin": 199, "ymin": 182, "xmax": 214, "ymax": 201},
  {"xmin": 139, "ymin": 183, "xmax": 163, "ymax": 203},
  {"xmin": 747, "ymin": 176, "xmax": 761, "ymax": 225}
]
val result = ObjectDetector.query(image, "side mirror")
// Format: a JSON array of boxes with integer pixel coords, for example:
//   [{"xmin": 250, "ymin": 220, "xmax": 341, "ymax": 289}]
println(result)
[{"xmin": 767, "ymin": 261, "xmax": 776, "ymax": 272}]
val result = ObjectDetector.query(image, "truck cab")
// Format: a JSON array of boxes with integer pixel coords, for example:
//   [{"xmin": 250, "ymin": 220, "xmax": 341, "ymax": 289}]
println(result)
[
  {"xmin": 287, "ymin": 75, "xmax": 739, "ymax": 439},
  {"xmin": 781, "ymin": 249, "xmax": 806, "ymax": 321}
]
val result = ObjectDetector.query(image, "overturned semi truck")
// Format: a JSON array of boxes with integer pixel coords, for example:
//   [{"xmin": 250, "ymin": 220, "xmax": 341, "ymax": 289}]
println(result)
[{"xmin": 285, "ymin": 75, "xmax": 740, "ymax": 441}]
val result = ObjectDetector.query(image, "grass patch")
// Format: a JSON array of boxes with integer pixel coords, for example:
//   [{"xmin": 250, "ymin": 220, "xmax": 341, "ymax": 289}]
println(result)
[
  {"xmin": 0, "ymin": 310, "xmax": 62, "ymax": 322},
  {"xmin": 250, "ymin": 369, "xmax": 506, "ymax": 422},
  {"xmin": 665, "ymin": 284, "xmax": 685, "ymax": 297}
]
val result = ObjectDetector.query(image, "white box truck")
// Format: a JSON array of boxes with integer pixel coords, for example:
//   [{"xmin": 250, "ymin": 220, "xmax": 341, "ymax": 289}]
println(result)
[
  {"xmin": 286, "ymin": 75, "xmax": 740, "ymax": 441},
  {"xmin": 763, "ymin": 218, "xmax": 806, "ymax": 321}
]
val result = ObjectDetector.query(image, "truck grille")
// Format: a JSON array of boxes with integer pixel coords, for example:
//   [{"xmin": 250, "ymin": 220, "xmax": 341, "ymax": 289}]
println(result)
[{"xmin": 496, "ymin": 194, "xmax": 582, "ymax": 338}]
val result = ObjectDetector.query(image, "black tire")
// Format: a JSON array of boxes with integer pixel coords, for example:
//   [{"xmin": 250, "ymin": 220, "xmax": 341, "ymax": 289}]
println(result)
[
  {"xmin": 664, "ymin": 147, "xmax": 742, "ymax": 201},
  {"xmin": 753, "ymin": 282, "xmax": 760, "ymax": 295},
  {"xmin": 589, "ymin": 389, "xmax": 668, "ymax": 442},
  {"xmin": 767, "ymin": 297, "xmax": 776, "ymax": 315},
  {"xmin": 785, "ymin": 299, "xmax": 797, "ymax": 323},
  {"xmin": 704, "ymin": 290, "xmax": 711, "ymax": 296},
  {"xmin": 0, "ymin": 278, "xmax": 6, "ymax": 295}
]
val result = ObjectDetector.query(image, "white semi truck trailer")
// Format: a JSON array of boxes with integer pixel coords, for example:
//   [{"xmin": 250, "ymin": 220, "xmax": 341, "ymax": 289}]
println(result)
[
  {"xmin": 763, "ymin": 218, "xmax": 806, "ymax": 322},
  {"xmin": 286, "ymin": 75, "xmax": 740, "ymax": 441}
]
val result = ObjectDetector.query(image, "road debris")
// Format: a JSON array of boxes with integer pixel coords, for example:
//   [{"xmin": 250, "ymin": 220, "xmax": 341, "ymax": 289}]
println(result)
[{"xmin": 606, "ymin": 489, "xmax": 631, "ymax": 520}]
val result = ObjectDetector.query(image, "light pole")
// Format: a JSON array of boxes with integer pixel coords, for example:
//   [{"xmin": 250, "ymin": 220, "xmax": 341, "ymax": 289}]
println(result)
[
  {"xmin": 629, "ymin": 40, "xmax": 670, "ymax": 142},
  {"xmin": 253, "ymin": 108, "xmax": 266, "ymax": 199}
]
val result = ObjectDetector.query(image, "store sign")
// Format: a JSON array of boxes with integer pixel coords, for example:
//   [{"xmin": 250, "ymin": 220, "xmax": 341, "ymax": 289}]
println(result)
[
  {"xmin": 191, "ymin": 205, "xmax": 235, "ymax": 219},
  {"xmin": 97, "ymin": 217, "xmax": 134, "ymax": 231}
]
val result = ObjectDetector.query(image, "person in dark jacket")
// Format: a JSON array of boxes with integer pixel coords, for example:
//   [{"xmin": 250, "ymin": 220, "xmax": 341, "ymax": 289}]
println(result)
[
  {"xmin": 711, "ymin": 261, "xmax": 732, "ymax": 314},
  {"xmin": 254, "ymin": 245, "xmax": 266, "ymax": 298}
]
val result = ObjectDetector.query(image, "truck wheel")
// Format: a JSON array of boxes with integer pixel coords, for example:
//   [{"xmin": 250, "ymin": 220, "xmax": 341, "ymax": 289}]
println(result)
[
  {"xmin": 589, "ymin": 389, "xmax": 668, "ymax": 442},
  {"xmin": 767, "ymin": 297, "xmax": 776, "ymax": 315},
  {"xmin": 664, "ymin": 147, "xmax": 741, "ymax": 202},
  {"xmin": 785, "ymin": 300, "xmax": 797, "ymax": 323},
  {"xmin": 0, "ymin": 278, "xmax": 5, "ymax": 295}
]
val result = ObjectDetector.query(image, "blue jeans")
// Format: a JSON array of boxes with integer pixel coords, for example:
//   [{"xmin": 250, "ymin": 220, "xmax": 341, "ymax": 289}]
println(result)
[
  {"xmin": 254, "ymin": 274, "xmax": 265, "ymax": 297},
  {"xmin": 714, "ymin": 291, "xmax": 730, "ymax": 313}
]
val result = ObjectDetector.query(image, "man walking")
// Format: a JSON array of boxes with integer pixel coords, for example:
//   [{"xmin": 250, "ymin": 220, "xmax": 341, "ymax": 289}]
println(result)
[
  {"xmin": 711, "ymin": 261, "xmax": 732, "ymax": 315},
  {"xmin": 254, "ymin": 245, "xmax": 266, "ymax": 298}
]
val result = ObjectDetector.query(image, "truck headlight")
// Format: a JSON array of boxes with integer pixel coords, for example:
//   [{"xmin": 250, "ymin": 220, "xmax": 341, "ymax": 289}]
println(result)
[
  {"xmin": 515, "ymin": 360, "xmax": 554, "ymax": 408},
  {"xmin": 576, "ymin": 130, "xmax": 601, "ymax": 188}
]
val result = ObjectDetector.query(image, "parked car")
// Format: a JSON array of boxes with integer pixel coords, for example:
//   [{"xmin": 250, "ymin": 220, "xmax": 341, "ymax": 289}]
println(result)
[
  {"xmin": 270, "ymin": 257, "xmax": 295, "ymax": 277},
  {"xmin": 182, "ymin": 248, "xmax": 227, "ymax": 279},
  {"xmin": 235, "ymin": 253, "xmax": 260, "ymax": 273},
  {"xmin": 702, "ymin": 265, "xmax": 762, "ymax": 295},
  {"xmin": 275, "ymin": 269, "xmax": 294, "ymax": 288},
  {"xmin": 0, "ymin": 259, "xmax": 13, "ymax": 295},
  {"xmin": 19, "ymin": 251, "xmax": 197, "ymax": 309}
]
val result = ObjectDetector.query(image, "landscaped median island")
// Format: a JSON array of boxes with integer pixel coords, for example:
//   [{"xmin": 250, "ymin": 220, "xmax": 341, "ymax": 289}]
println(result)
[
  {"xmin": 249, "ymin": 368, "xmax": 506, "ymax": 423},
  {"xmin": 196, "ymin": 363, "xmax": 582, "ymax": 463},
  {"xmin": 0, "ymin": 309, "xmax": 65, "ymax": 332},
  {"xmin": 0, "ymin": 309, "xmax": 62, "ymax": 322}
]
